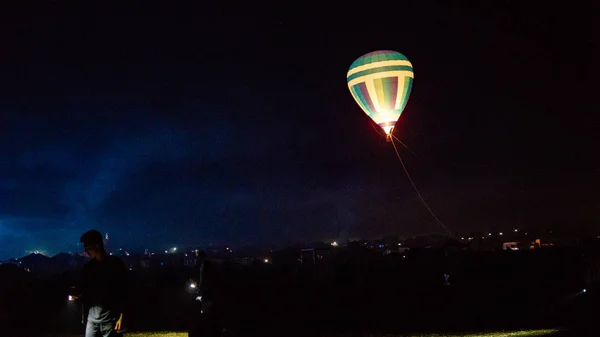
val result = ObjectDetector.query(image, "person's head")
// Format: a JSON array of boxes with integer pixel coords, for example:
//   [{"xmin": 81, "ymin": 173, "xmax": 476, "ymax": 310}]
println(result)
[
  {"xmin": 196, "ymin": 250, "xmax": 207, "ymax": 262},
  {"xmin": 80, "ymin": 230, "xmax": 106, "ymax": 260}
]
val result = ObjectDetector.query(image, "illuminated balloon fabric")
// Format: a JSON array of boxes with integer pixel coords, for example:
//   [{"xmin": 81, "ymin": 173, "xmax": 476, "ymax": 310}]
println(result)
[{"xmin": 346, "ymin": 50, "xmax": 414, "ymax": 137}]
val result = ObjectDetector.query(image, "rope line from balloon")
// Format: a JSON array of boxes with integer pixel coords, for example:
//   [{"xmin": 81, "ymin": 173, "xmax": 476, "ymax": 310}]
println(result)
[
  {"xmin": 390, "ymin": 135, "xmax": 452, "ymax": 236},
  {"xmin": 392, "ymin": 134, "xmax": 417, "ymax": 159},
  {"xmin": 366, "ymin": 120, "xmax": 417, "ymax": 158}
]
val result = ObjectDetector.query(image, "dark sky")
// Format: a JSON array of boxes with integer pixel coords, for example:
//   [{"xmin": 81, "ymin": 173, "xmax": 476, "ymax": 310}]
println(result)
[{"xmin": 0, "ymin": 2, "xmax": 598, "ymax": 258}]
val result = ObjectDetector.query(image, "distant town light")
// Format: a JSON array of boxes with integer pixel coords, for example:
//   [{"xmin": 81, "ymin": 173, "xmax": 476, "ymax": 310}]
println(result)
[
  {"xmin": 189, "ymin": 283, "xmax": 196, "ymax": 289},
  {"xmin": 264, "ymin": 258, "xmax": 269, "ymax": 263},
  {"xmin": 499, "ymin": 232, "xmax": 503, "ymax": 236},
  {"xmin": 514, "ymin": 229, "xmax": 518, "ymax": 232},
  {"xmin": 583, "ymin": 288, "xmax": 587, "ymax": 293},
  {"xmin": 331, "ymin": 241, "xmax": 339, "ymax": 247},
  {"xmin": 68, "ymin": 295, "xmax": 74, "ymax": 302},
  {"xmin": 488, "ymin": 233, "xmax": 492, "ymax": 236}
]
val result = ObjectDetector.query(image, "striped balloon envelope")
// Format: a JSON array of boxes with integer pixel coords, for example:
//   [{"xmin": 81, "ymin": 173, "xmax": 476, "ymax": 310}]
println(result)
[{"xmin": 346, "ymin": 50, "xmax": 414, "ymax": 141}]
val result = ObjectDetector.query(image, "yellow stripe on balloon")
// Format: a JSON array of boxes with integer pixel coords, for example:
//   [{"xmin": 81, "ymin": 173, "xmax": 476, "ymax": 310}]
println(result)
[
  {"xmin": 394, "ymin": 76, "xmax": 406, "ymax": 110},
  {"xmin": 347, "ymin": 70, "xmax": 414, "ymax": 88},
  {"xmin": 374, "ymin": 78, "xmax": 386, "ymax": 112},
  {"xmin": 346, "ymin": 60, "xmax": 413, "ymax": 77},
  {"xmin": 365, "ymin": 79, "xmax": 381, "ymax": 112}
]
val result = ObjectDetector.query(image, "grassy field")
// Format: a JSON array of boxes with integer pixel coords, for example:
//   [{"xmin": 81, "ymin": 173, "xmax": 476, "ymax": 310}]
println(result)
[
  {"xmin": 122, "ymin": 329, "xmax": 558, "ymax": 337},
  {"xmin": 39, "ymin": 329, "xmax": 560, "ymax": 337},
  {"xmin": 124, "ymin": 333, "xmax": 187, "ymax": 337},
  {"xmin": 400, "ymin": 329, "xmax": 559, "ymax": 337}
]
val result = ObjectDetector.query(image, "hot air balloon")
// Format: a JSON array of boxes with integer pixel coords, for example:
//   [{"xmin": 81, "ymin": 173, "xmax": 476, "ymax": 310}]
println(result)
[
  {"xmin": 345, "ymin": 51, "xmax": 452, "ymax": 237},
  {"xmin": 346, "ymin": 50, "xmax": 414, "ymax": 142}
]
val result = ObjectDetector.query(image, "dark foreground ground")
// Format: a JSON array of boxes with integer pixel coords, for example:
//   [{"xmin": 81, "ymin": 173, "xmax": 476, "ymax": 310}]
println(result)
[
  {"xmin": 35, "ymin": 329, "xmax": 566, "ymax": 337},
  {"xmin": 2, "ymin": 247, "xmax": 599, "ymax": 337}
]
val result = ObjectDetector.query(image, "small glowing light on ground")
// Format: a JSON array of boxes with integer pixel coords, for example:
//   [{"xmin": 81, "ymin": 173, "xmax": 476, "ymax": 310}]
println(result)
[
  {"xmin": 264, "ymin": 258, "xmax": 269, "ymax": 263},
  {"xmin": 331, "ymin": 241, "xmax": 339, "ymax": 247},
  {"xmin": 68, "ymin": 295, "xmax": 74, "ymax": 301},
  {"xmin": 189, "ymin": 283, "xmax": 196, "ymax": 289},
  {"xmin": 499, "ymin": 232, "xmax": 503, "ymax": 235}
]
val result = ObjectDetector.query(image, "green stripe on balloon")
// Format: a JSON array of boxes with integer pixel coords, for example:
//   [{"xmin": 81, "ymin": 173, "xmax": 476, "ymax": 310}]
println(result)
[
  {"xmin": 351, "ymin": 85, "xmax": 372, "ymax": 116},
  {"xmin": 349, "ymin": 50, "xmax": 410, "ymax": 69},
  {"xmin": 400, "ymin": 77, "xmax": 413, "ymax": 111},
  {"xmin": 381, "ymin": 77, "xmax": 392, "ymax": 110},
  {"xmin": 346, "ymin": 65, "xmax": 413, "ymax": 83}
]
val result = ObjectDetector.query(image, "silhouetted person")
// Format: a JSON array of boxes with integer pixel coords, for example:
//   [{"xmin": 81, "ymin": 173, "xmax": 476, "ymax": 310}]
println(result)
[
  {"xmin": 189, "ymin": 251, "xmax": 221, "ymax": 337},
  {"xmin": 197, "ymin": 251, "xmax": 215, "ymax": 309},
  {"xmin": 78, "ymin": 230, "xmax": 128, "ymax": 337}
]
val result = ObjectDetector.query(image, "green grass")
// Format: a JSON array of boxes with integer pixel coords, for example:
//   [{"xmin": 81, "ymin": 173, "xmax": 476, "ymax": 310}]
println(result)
[
  {"xmin": 39, "ymin": 328, "xmax": 560, "ymax": 337},
  {"xmin": 385, "ymin": 329, "xmax": 560, "ymax": 337},
  {"xmin": 124, "ymin": 329, "xmax": 558, "ymax": 337},
  {"xmin": 124, "ymin": 333, "xmax": 187, "ymax": 337}
]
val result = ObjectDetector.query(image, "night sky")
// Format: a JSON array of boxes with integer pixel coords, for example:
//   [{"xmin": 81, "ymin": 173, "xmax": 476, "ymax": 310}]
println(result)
[{"xmin": 0, "ymin": 2, "xmax": 597, "ymax": 258}]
